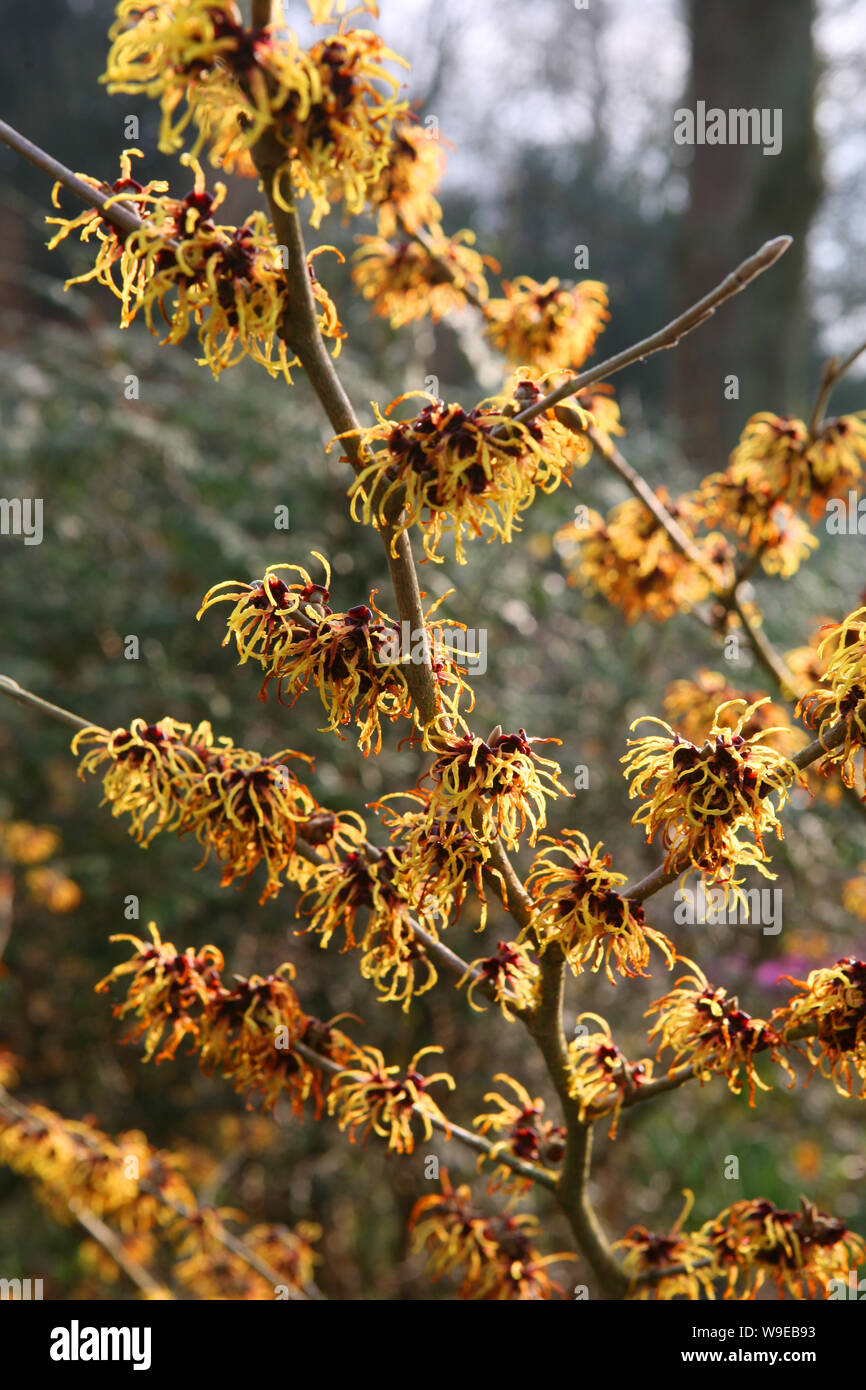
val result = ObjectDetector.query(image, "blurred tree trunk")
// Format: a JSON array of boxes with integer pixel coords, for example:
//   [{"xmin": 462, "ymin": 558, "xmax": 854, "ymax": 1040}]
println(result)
[{"xmin": 672, "ymin": 0, "xmax": 822, "ymax": 471}]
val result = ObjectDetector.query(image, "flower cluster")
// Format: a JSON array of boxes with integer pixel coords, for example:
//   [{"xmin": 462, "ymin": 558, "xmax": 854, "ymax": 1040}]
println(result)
[
  {"xmin": 345, "ymin": 381, "xmax": 592, "ymax": 564},
  {"xmin": 484, "ymin": 275, "xmax": 609, "ymax": 371},
  {"xmin": 614, "ymin": 1192, "xmax": 716, "ymax": 1300},
  {"xmin": 48, "ymin": 151, "xmax": 344, "ymax": 379},
  {"xmin": 526, "ymin": 830, "xmax": 674, "ymax": 983},
  {"xmin": 421, "ymin": 722, "xmax": 567, "ymax": 850},
  {"xmin": 352, "ymin": 229, "xmax": 493, "ymax": 327},
  {"xmin": 662, "ymin": 670, "xmax": 802, "ymax": 756},
  {"xmin": 773, "ymin": 957, "xmax": 866, "ymax": 1098},
  {"xmin": 297, "ymin": 837, "xmax": 441, "ymax": 1011},
  {"xmin": 97, "ymin": 922, "xmax": 357, "ymax": 1115},
  {"xmin": 566, "ymin": 1013, "xmax": 654, "ymax": 1137},
  {"xmin": 327, "ymin": 1045, "xmax": 454, "ymax": 1153},
  {"xmin": 646, "ymin": 963, "xmax": 793, "ymax": 1105},
  {"xmin": 409, "ymin": 1170, "xmax": 571, "ymax": 1298},
  {"xmin": 724, "ymin": 411, "xmax": 866, "ymax": 516},
  {"xmin": 622, "ymin": 699, "xmax": 804, "ymax": 889},
  {"xmin": 103, "ymin": 1, "xmax": 409, "ymax": 225},
  {"xmin": 199, "ymin": 556, "xmax": 471, "ymax": 752},
  {"xmin": 797, "ymin": 607, "xmax": 866, "ymax": 789},
  {"xmin": 705, "ymin": 1196, "xmax": 865, "ymax": 1300},
  {"xmin": 71, "ymin": 716, "xmax": 331, "ymax": 902},
  {"xmin": 368, "ymin": 119, "xmax": 446, "ymax": 236},
  {"xmin": 0, "ymin": 1095, "xmax": 318, "ymax": 1298},
  {"xmin": 375, "ymin": 791, "xmax": 498, "ymax": 930},
  {"xmin": 690, "ymin": 471, "xmax": 818, "ymax": 578},
  {"xmin": 473, "ymin": 1075, "xmax": 566, "ymax": 1188},
  {"xmin": 556, "ymin": 491, "xmax": 728, "ymax": 623}
]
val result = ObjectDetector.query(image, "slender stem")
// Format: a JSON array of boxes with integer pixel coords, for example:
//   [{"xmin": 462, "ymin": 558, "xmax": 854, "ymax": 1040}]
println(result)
[
  {"xmin": 808, "ymin": 335, "xmax": 866, "ymax": 438},
  {"xmin": 586, "ymin": 426, "xmax": 734, "ymax": 587},
  {"xmin": 728, "ymin": 592, "xmax": 801, "ymax": 697},
  {"xmin": 524, "ymin": 955, "xmax": 628, "ymax": 1296},
  {"xmin": 68, "ymin": 1198, "xmax": 173, "ymax": 1298},
  {"xmin": 0, "ymin": 120, "xmax": 145, "ymax": 237}
]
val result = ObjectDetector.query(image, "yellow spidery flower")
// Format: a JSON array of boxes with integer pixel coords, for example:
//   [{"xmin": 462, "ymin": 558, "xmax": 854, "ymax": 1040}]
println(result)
[
  {"xmin": 297, "ymin": 836, "xmax": 438, "ymax": 974},
  {"xmin": 72, "ymin": 717, "xmax": 320, "ymax": 902},
  {"xmin": 105, "ymin": 1, "xmax": 411, "ymax": 223},
  {"xmin": 343, "ymin": 379, "xmax": 592, "ymax": 566},
  {"xmin": 72, "ymin": 717, "xmax": 214, "ymax": 846},
  {"xmin": 614, "ymin": 1191, "xmax": 717, "ymax": 1301},
  {"xmin": 484, "ymin": 275, "xmax": 609, "ymax": 371},
  {"xmin": 409, "ymin": 1171, "xmax": 572, "ymax": 1299},
  {"xmin": 526, "ymin": 830, "xmax": 674, "ymax": 984},
  {"xmin": 566, "ymin": 1013, "xmax": 653, "ymax": 1138},
  {"xmin": 458, "ymin": 940, "xmax": 538, "ymax": 1020},
  {"xmin": 198, "ymin": 554, "xmax": 333, "ymax": 669},
  {"xmin": 646, "ymin": 961, "xmax": 794, "ymax": 1106},
  {"xmin": 368, "ymin": 120, "xmax": 446, "ymax": 236},
  {"xmin": 797, "ymin": 608, "xmax": 866, "ymax": 789},
  {"xmin": 181, "ymin": 741, "xmax": 317, "ymax": 901},
  {"xmin": 472, "ymin": 1075, "xmax": 565, "ymax": 1189},
  {"xmin": 96, "ymin": 922, "xmax": 225, "ymax": 1062},
  {"xmin": 124, "ymin": 159, "xmax": 343, "ymax": 378},
  {"xmin": 622, "ymin": 698, "xmax": 805, "ymax": 889},
  {"xmin": 327, "ymin": 1044, "xmax": 454, "ymax": 1153},
  {"xmin": 662, "ymin": 671, "xmax": 803, "ymax": 756},
  {"xmin": 556, "ymin": 491, "xmax": 728, "ymax": 624},
  {"xmin": 690, "ymin": 465, "xmax": 819, "ymax": 578},
  {"xmin": 773, "ymin": 956, "xmax": 866, "ymax": 1099},
  {"xmin": 352, "ymin": 227, "xmax": 493, "ymax": 326},
  {"xmin": 704, "ymin": 1197, "xmax": 865, "ymax": 1300},
  {"xmin": 201, "ymin": 557, "xmax": 471, "ymax": 753},
  {"xmin": 422, "ymin": 722, "xmax": 567, "ymax": 850},
  {"xmin": 727, "ymin": 412, "xmax": 811, "ymax": 503},
  {"xmin": 374, "ymin": 791, "xmax": 498, "ymax": 931},
  {"xmin": 805, "ymin": 412, "xmax": 866, "ymax": 508},
  {"xmin": 45, "ymin": 148, "xmax": 168, "ymax": 302}
]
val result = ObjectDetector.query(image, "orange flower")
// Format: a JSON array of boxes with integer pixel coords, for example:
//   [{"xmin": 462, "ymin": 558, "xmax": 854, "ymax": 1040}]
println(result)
[
  {"xmin": 485, "ymin": 275, "xmax": 609, "ymax": 371},
  {"xmin": 352, "ymin": 228, "xmax": 493, "ymax": 327}
]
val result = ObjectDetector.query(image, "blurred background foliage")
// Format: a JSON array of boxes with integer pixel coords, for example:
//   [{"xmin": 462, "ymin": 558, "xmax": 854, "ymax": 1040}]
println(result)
[{"xmin": 1, "ymin": 0, "xmax": 865, "ymax": 1299}]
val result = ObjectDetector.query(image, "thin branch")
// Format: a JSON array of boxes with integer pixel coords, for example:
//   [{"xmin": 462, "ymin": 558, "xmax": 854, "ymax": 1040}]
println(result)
[
  {"xmin": 0, "ymin": 120, "xmax": 146, "ymax": 238},
  {"xmin": 292, "ymin": 1041, "xmax": 556, "ymax": 1189},
  {"xmin": 728, "ymin": 592, "xmax": 801, "ymax": 697},
  {"xmin": 585, "ymin": 425, "xmax": 734, "ymax": 587},
  {"xmin": 68, "ymin": 1198, "xmax": 173, "ymax": 1299},
  {"xmin": 523, "ymin": 955, "xmax": 628, "ymax": 1296},
  {"xmin": 808, "ymin": 336, "xmax": 866, "ymax": 439},
  {"xmin": 508, "ymin": 237, "xmax": 793, "ymax": 431}
]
